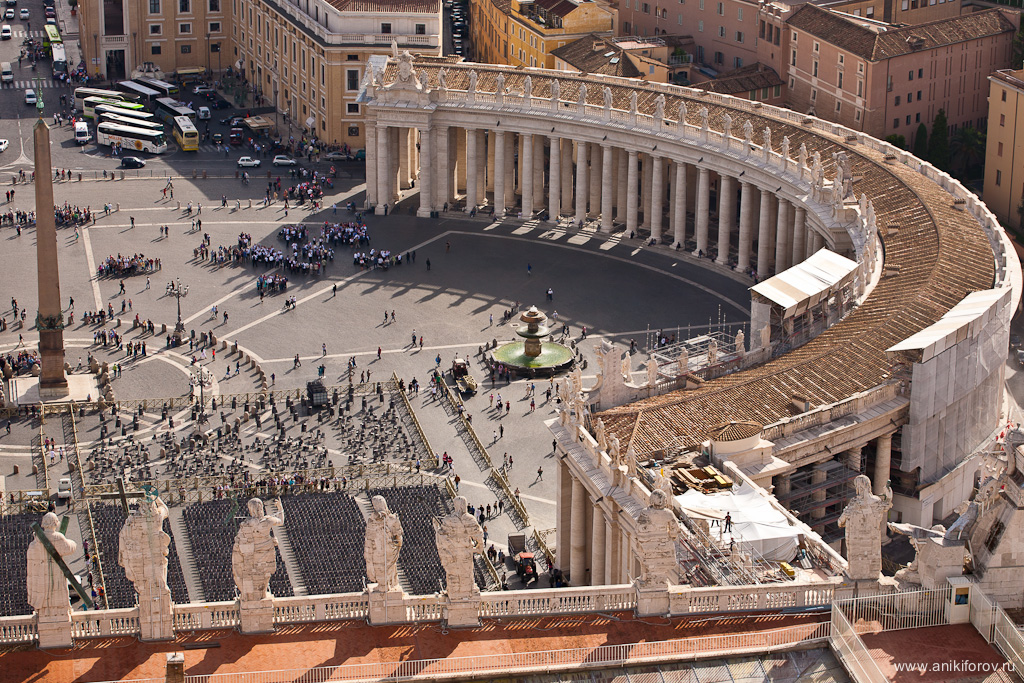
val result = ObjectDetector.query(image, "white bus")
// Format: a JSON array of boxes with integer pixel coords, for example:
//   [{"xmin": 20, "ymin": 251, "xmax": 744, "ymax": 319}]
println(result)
[
  {"xmin": 74, "ymin": 87, "xmax": 135, "ymax": 112},
  {"xmin": 83, "ymin": 96, "xmax": 146, "ymax": 119},
  {"xmin": 116, "ymin": 80, "xmax": 161, "ymax": 108},
  {"xmin": 99, "ymin": 112, "xmax": 164, "ymax": 133},
  {"xmin": 96, "ymin": 121, "xmax": 168, "ymax": 154},
  {"xmin": 51, "ymin": 43, "xmax": 67, "ymax": 78},
  {"xmin": 92, "ymin": 104, "xmax": 158, "ymax": 124}
]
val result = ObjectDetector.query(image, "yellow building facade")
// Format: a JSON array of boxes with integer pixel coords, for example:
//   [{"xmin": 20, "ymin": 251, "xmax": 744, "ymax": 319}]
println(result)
[{"xmin": 984, "ymin": 68, "xmax": 1024, "ymax": 233}]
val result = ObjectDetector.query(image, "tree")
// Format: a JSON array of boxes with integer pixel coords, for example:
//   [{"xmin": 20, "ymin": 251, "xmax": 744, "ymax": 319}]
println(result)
[
  {"xmin": 912, "ymin": 123, "xmax": 928, "ymax": 159},
  {"xmin": 928, "ymin": 109, "xmax": 950, "ymax": 171},
  {"xmin": 950, "ymin": 125, "xmax": 986, "ymax": 178},
  {"xmin": 884, "ymin": 134, "xmax": 906, "ymax": 149}
]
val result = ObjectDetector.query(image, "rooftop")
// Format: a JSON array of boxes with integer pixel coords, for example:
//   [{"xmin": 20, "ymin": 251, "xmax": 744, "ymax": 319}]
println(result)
[
  {"xmin": 551, "ymin": 35, "xmax": 643, "ymax": 77},
  {"xmin": 700, "ymin": 63, "xmax": 785, "ymax": 95},
  {"xmin": 326, "ymin": 0, "xmax": 441, "ymax": 13},
  {"xmin": 990, "ymin": 68, "xmax": 1024, "ymax": 93}
]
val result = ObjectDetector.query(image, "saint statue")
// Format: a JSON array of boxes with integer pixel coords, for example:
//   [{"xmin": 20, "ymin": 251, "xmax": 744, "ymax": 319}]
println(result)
[
  {"xmin": 578, "ymin": 84, "xmax": 588, "ymax": 110},
  {"xmin": 551, "ymin": 79, "xmax": 560, "ymax": 104},
  {"xmin": 467, "ymin": 70, "xmax": 478, "ymax": 94},
  {"xmin": 523, "ymin": 75, "xmax": 532, "ymax": 98},
  {"xmin": 838, "ymin": 475, "xmax": 892, "ymax": 581},
  {"xmin": 120, "ymin": 494, "xmax": 173, "ymax": 640},
  {"xmin": 232, "ymin": 498, "xmax": 284, "ymax": 602},
  {"xmin": 634, "ymin": 489, "xmax": 679, "ymax": 588},
  {"xmin": 699, "ymin": 107, "xmax": 709, "ymax": 134},
  {"xmin": 646, "ymin": 354, "xmax": 659, "ymax": 388},
  {"xmin": 722, "ymin": 113, "xmax": 733, "ymax": 143},
  {"xmin": 365, "ymin": 495, "xmax": 403, "ymax": 591},
  {"xmin": 438, "ymin": 68, "xmax": 448, "ymax": 90},
  {"xmin": 603, "ymin": 86, "xmax": 613, "ymax": 110},
  {"xmin": 432, "ymin": 496, "xmax": 485, "ymax": 599},
  {"xmin": 594, "ymin": 418, "xmax": 608, "ymax": 451},
  {"xmin": 653, "ymin": 94, "xmax": 665, "ymax": 121},
  {"xmin": 496, "ymin": 72, "xmax": 505, "ymax": 95},
  {"xmin": 742, "ymin": 119, "xmax": 753, "ymax": 147},
  {"xmin": 27, "ymin": 512, "xmax": 78, "ymax": 614}
]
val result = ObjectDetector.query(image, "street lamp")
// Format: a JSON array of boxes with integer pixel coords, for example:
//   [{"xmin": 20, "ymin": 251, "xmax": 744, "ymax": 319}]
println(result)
[
  {"xmin": 189, "ymin": 364, "xmax": 213, "ymax": 428},
  {"xmin": 166, "ymin": 278, "xmax": 189, "ymax": 344}
]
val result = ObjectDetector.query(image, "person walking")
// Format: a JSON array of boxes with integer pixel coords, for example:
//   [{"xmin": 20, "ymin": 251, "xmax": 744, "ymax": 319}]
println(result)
[{"xmin": 536, "ymin": 466, "xmax": 543, "ymax": 482}]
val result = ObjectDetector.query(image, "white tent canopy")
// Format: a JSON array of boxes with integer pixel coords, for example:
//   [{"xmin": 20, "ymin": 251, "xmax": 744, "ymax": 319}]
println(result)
[
  {"xmin": 676, "ymin": 487, "xmax": 801, "ymax": 562},
  {"xmin": 750, "ymin": 249, "xmax": 858, "ymax": 317}
]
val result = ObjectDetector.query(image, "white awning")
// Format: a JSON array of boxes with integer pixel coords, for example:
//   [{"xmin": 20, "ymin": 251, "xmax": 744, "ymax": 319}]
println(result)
[
  {"xmin": 676, "ymin": 487, "xmax": 801, "ymax": 562},
  {"xmin": 887, "ymin": 288, "xmax": 1010, "ymax": 362},
  {"xmin": 750, "ymin": 248, "xmax": 858, "ymax": 317}
]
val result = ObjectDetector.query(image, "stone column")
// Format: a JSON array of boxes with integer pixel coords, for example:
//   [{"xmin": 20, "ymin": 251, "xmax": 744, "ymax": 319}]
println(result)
[
  {"xmin": 391, "ymin": 127, "xmax": 402, "ymax": 204},
  {"xmin": 650, "ymin": 156, "xmax": 664, "ymax": 242},
  {"xmin": 561, "ymin": 138, "xmax": 573, "ymax": 210},
  {"xmin": 516, "ymin": 134, "xmax": 524, "ymax": 195},
  {"xmin": 736, "ymin": 181, "xmax": 755, "ymax": 273},
  {"xmin": 417, "ymin": 127, "xmax": 433, "ymax": 217},
  {"xmin": 809, "ymin": 228, "xmax": 824, "ymax": 254},
  {"xmin": 455, "ymin": 127, "xmax": 467, "ymax": 194},
  {"xmin": 534, "ymin": 134, "xmax": 545, "ymax": 208},
  {"xmin": 465, "ymin": 128, "xmax": 478, "ymax": 212},
  {"xmin": 591, "ymin": 508, "xmax": 606, "ymax": 586},
  {"xmin": 398, "ymin": 129, "xmax": 410, "ymax": 190},
  {"xmin": 774, "ymin": 473, "xmax": 792, "ymax": 497},
  {"xmin": 436, "ymin": 125, "xmax": 450, "ymax": 210},
  {"xmin": 616, "ymin": 149, "xmax": 628, "ymax": 223},
  {"xmin": 522, "ymin": 133, "xmax": 534, "ymax": 216},
  {"xmin": 364, "ymin": 124, "xmax": 378, "ymax": 209},
  {"xmin": 504, "ymin": 133, "xmax": 516, "ymax": 207},
  {"xmin": 694, "ymin": 167, "xmax": 710, "ymax": 256},
  {"xmin": 375, "ymin": 124, "xmax": 390, "ymax": 215},
  {"xmin": 774, "ymin": 198, "xmax": 790, "ymax": 273},
  {"xmin": 604, "ymin": 517, "xmax": 614, "ymax": 585},
  {"xmin": 549, "ymin": 136, "xmax": 561, "ymax": 222},
  {"xmin": 600, "ymin": 144, "xmax": 614, "ymax": 232},
  {"xmin": 844, "ymin": 446, "xmax": 863, "ymax": 473},
  {"xmin": 574, "ymin": 141, "xmax": 589, "ymax": 225},
  {"xmin": 756, "ymin": 189, "xmax": 772, "ymax": 279},
  {"xmin": 569, "ymin": 477, "xmax": 586, "ymax": 584},
  {"xmin": 811, "ymin": 464, "xmax": 828, "ymax": 523},
  {"xmin": 672, "ymin": 161, "xmax": 687, "ymax": 247},
  {"xmin": 486, "ymin": 131, "xmax": 495, "ymax": 194},
  {"xmin": 557, "ymin": 458, "xmax": 572, "ymax": 571},
  {"xmin": 626, "ymin": 150, "xmax": 639, "ymax": 236},
  {"xmin": 873, "ymin": 433, "xmax": 892, "ymax": 495},
  {"xmin": 640, "ymin": 154, "xmax": 653, "ymax": 228},
  {"xmin": 791, "ymin": 207, "xmax": 807, "ymax": 266},
  {"xmin": 715, "ymin": 174, "xmax": 735, "ymax": 265},
  {"xmin": 589, "ymin": 143, "xmax": 601, "ymax": 218},
  {"xmin": 493, "ymin": 131, "xmax": 505, "ymax": 217}
]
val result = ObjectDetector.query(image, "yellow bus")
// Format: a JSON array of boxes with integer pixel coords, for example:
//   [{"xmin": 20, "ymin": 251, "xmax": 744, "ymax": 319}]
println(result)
[{"xmin": 173, "ymin": 116, "xmax": 199, "ymax": 152}]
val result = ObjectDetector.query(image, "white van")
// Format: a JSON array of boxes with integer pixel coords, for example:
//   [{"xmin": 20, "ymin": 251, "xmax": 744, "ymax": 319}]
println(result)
[
  {"xmin": 197, "ymin": 106, "xmax": 211, "ymax": 120},
  {"xmin": 74, "ymin": 121, "xmax": 91, "ymax": 144},
  {"xmin": 0, "ymin": 62, "xmax": 12, "ymax": 83}
]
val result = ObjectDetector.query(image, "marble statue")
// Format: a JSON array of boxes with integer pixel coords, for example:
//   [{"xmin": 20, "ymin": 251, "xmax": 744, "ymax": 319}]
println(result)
[
  {"xmin": 635, "ymin": 489, "xmax": 680, "ymax": 587},
  {"xmin": 551, "ymin": 79, "xmax": 560, "ymax": 105},
  {"xmin": 438, "ymin": 68, "xmax": 448, "ymax": 90},
  {"xmin": 467, "ymin": 70, "xmax": 478, "ymax": 94},
  {"xmin": 396, "ymin": 51, "xmax": 416, "ymax": 84},
  {"xmin": 433, "ymin": 496, "xmax": 485, "ymax": 598},
  {"xmin": 654, "ymin": 94, "xmax": 666, "ymax": 122},
  {"xmin": 629, "ymin": 91, "xmax": 638, "ymax": 116},
  {"xmin": 523, "ymin": 75, "xmax": 531, "ymax": 98},
  {"xmin": 833, "ymin": 151, "xmax": 853, "ymax": 198},
  {"xmin": 232, "ymin": 497, "xmax": 284, "ymax": 602},
  {"xmin": 608, "ymin": 433, "xmax": 622, "ymax": 466},
  {"xmin": 570, "ymin": 365, "xmax": 584, "ymax": 397},
  {"xmin": 676, "ymin": 348, "xmax": 689, "ymax": 375},
  {"xmin": 621, "ymin": 350, "xmax": 632, "ymax": 381},
  {"xmin": 391, "ymin": 40, "xmax": 399, "ymax": 59},
  {"xmin": 578, "ymin": 84, "xmax": 588, "ymax": 110},
  {"xmin": 365, "ymin": 494, "xmax": 403, "ymax": 591},
  {"xmin": 119, "ymin": 495, "xmax": 173, "ymax": 640},
  {"xmin": 722, "ymin": 113, "xmax": 733, "ymax": 144},
  {"xmin": 677, "ymin": 101, "xmax": 688, "ymax": 128},
  {"xmin": 781, "ymin": 136, "xmax": 790, "ymax": 169},
  {"xmin": 699, "ymin": 107, "xmax": 709, "ymax": 135},
  {"xmin": 858, "ymin": 193, "xmax": 869, "ymax": 221},
  {"xmin": 742, "ymin": 119, "xmax": 753, "ymax": 148},
  {"xmin": 646, "ymin": 354, "xmax": 659, "ymax": 388},
  {"xmin": 416, "ymin": 70, "xmax": 428, "ymax": 90},
  {"xmin": 888, "ymin": 522, "xmax": 944, "ymax": 575},
  {"xmin": 838, "ymin": 474, "xmax": 892, "ymax": 581},
  {"xmin": 495, "ymin": 72, "xmax": 505, "ymax": 95},
  {"xmin": 603, "ymin": 86, "xmax": 613, "ymax": 110},
  {"xmin": 734, "ymin": 330, "xmax": 745, "ymax": 356},
  {"xmin": 798, "ymin": 143, "xmax": 808, "ymax": 179},
  {"xmin": 707, "ymin": 339, "xmax": 718, "ymax": 365},
  {"xmin": 27, "ymin": 512, "xmax": 78, "ymax": 614},
  {"xmin": 762, "ymin": 127, "xmax": 772, "ymax": 161},
  {"xmin": 595, "ymin": 418, "xmax": 608, "ymax": 450}
]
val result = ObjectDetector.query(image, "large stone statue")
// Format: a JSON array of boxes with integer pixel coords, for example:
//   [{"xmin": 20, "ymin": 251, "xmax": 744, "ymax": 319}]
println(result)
[
  {"xmin": 365, "ymin": 494, "xmax": 403, "ymax": 592},
  {"xmin": 119, "ymin": 495, "xmax": 174, "ymax": 640},
  {"xmin": 838, "ymin": 475, "xmax": 892, "ymax": 581},
  {"xmin": 232, "ymin": 498, "xmax": 284, "ymax": 602},
  {"xmin": 27, "ymin": 512, "xmax": 78, "ymax": 648},
  {"xmin": 888, "ymin": 521, "xmax": 967, "ymax": 589},
  {"xmin": 433, "ymin": 496, "xmax": 485, "ymax": 599},
  {"xmin": 634, "ymin": 489, "xmax": 679, "ymax": 588}
]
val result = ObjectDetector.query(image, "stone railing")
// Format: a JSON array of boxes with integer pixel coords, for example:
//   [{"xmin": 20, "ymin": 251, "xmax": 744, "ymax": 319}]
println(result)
[
  {"xmin": 670, "ymin": 579, "xmax": 844, "ymax": 614},
  {"xmin": 479, "ymin": 584, "xmax": 637, "ymax": 617},
  {"xmin": 172, "ymin": 601, "xmax": 240, "ymax": 631},
  {"xmin": 273, "ymin": 593, "xmax": 369, "ymax": 625},
  {"xmin": 71, "ymin": 607, "xmax": 141, "ymax": 638},
  {"xmin": 761, "ymin": 381, "xmax": 904, "ymax": 443},
  {"xmin": 0, "ymin": 614, "xmax": 37, "ymax": 645}
]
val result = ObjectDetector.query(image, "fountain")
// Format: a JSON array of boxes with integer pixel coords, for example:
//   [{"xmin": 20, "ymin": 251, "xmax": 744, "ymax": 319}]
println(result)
[{"xmin": 490, "ymin": 306, "xmax": 575, "ymax": 376}]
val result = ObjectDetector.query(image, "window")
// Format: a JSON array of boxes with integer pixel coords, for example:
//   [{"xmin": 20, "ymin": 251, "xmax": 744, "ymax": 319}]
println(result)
[
  {"xmin": 209, "ymin": 21, "xmax": 220, "ymax": 32},
  {"xmin": 698, "ymin": 0, "xmax": 704, "ymax": 9},
  {"xmin": 348, "ymin": 126, "xmax": 360, "ymax": 137},
  {"xmin": 995, "ymin": 170, "xmax": 1001, "ymax": 186},
  {"xmin": 716, "ymin": 2, "xmax": 723, "ymax": 14},
  {"xmin": 346, "ymin": 69, "xmax": 359, "ymax": 90},
  {"xmin": 209, "ymin": 0, "xmax": 219, "ymax": 10},
  {"xmin": 907, "ymin": 92, "xmax": 912, "ymax": 102},
  {"xmin": 714, "ymin": 51, "xmax": 723, "ymax": 64},
  {"xmin": 149, "ymin": 24, "xmax": 161, "ymax": 34},
  {"xmin": 893, "ymin": 118, "xmax": 899, "ymax": 128},
  {"xmin": 895, "ymin": 95, "xmax": 900, "ymax": 106},
  {"xmin": 149, "ymin": 0, "xmax": 159, "ymax": 12},
  {"xmin": 734, "ymin": 56, "xmax": 742, "ymax": 67},
  {"xmin": 1001, "ymin": 113, "xmax": 1006, "ymax": 127},
  {"xmin": 858, "ymin": 62, "xmax": 864, "ymax": 74},
  {"xmin": 792, "ymin": 31, "xmax": 797, "ymax": 41},
  {"xmin": 835, "ymin": 101, "xmax": 841, "ymax": 113},
  {"xmin": 179, "ymin": 0, "xmax": 189, "ymax": 11},
  {"xmin": 866, "ymin": 5, "xmax": 873, "ymax": 16},
  {"xmin": 908, "ymin": 70, "xmax": 913, "ymax": 81},
  {"xmin": 857, "ymin": 80, "xmax": 863, "ymax": 97},
  {"xmin": 813, "ymin": 41, "xmax": 819, "ymax": 52},
  {"xmin": 901, "ymin": 0, "xmax": 908, "ymax": 8},
  {"xmin": 774, "ymin": 85, "xmax": 781, "ymax": 97},
  {"xmin": 812, "ymin": 61, "xmax": 818, "ymax": 77},
  {"xmin": 789, "ymin": 76, "xmax": 795, "ymax": 89},
  {"xmin": 811, "ymin": 88, "xmax": 817, "ymax": 101},
  {"xmin": 415, "ymin": 23, "xmax": 425, "ymax": 34},
  {"xmin": 737, "ymin": 6, "xmax": 742, "ymax": 19},
  {"xmin": 698, "ymin": 20, "xmax": 703, "ymax": 31},
  {"xmin": 906, "ymin": 115, "xmax": 911, "ymax": 125},
  {"xmin": 838, "ymin": 54, "xmax": 844, "ymax": 65},
  {"xmin": 1002, "ymin": 90, "xmax": 1007, "ymax": 102},
  {"xmin": 998, "ymin": 142, "xmax": 1004, "ymax": 156},
  {"xmin": 152, "ymin": 44, "xmax": 162, "ymax": 54},
  {"xmin": 381, "ymin": 22, "xmax": 392, "ymax": 34},
  {"xmin": 917, "ymin": 90, "xmax": 921, "ymax": 101},
  {"xmin": 759, "ymin": 20, "xmax": 766, "ymax": 38},
  {"xmin": 735, "ymin": 31, "xmax": 743, "ymax": 42},
  {"xmin": 918, "ymin": 68, "xmax": 923, "ymax": 78},
  {"xmin": 347, "ymin": 54, "xmax": 359, "ymax": 61},
  {"xmin": 181, "ymin": 44, "xmax": 192, "ymax": 53},
  {"xmin": 791, "ymin": 49, "xmax": 796, "ymax": 66},
  {"xmin": 643, "ymin": 2, "xmax": 650, "ymax": 12},
  {"xmin": 179, "ymin": 22, "xmax": 191, "ymax": 33},
  {"xmin": 838, "ymin": 72, "xmax": 843, "ymax": 89},
  {"xmin": 718, "ymin": 25, "xmax": 725, "ymax": 37},
  {"xmin": 855, "ymin": 109, "xmax": 861, "ymax": 122}
]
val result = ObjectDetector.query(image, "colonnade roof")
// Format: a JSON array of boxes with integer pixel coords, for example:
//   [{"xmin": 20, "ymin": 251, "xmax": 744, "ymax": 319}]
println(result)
[{"xmin": 374, "ymin": 62, "xmax": 998, "ymax": 456}]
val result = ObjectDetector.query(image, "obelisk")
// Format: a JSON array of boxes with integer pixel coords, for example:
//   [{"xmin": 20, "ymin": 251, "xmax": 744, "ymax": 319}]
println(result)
[{"xmin": 33, "ymin": 113, "xmax": 69, "ymax": 399}]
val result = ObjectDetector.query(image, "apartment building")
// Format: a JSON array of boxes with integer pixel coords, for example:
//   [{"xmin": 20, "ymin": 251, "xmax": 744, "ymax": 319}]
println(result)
[
  {"xmin": 984, "ymin": 68, "xmax": 1024, "ymax": 232},
  {"xmin": 469, "ymin": 0, "xmax": 617, "ymax": 68},
  {"xmin": 819, "ymin": 0, "xmax": 963, "ymax": 26},
  {"xmin": 551, "ymin": 33, "xmax": 695, "ymax": 83},
  {"xmin": 785, "ymin": 5, "xmax": 1016, "ymax": 141}
]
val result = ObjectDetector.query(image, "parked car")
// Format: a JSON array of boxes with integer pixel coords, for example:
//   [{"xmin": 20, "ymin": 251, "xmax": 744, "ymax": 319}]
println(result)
[
  {"xmin": 0, "ymin": 24, "xmax": 11, "ymax": 40},
  {"xmin": 120, "ymin": 156, "xmax": 146, "ymax": 169},
  {"xmin": 192, "ymin": 85, "xmax": 214, "ymax": 95},
  {"xmin": 220, "ymin": 115, "xmax": 245, "ymax": 126},
  {"xmin": 24, "ymin": 88, "xmax": 36, "ymax": 104},
  {"xmin": 0, "ymin": 139, "xmax": 8, "ymax": 153},
  {"xmin": 44, "ymin": 6, "xmax": 54, "ymax": 16},
  {"xmin": 204, "ymin": 93, "xmax": 232, "ymax": 109},
  {"xmin": 18, "ymin": 7, "xmax": 27, "ymax": 17},
  {"xmin": 237, "ymin": 156, "xmax": 260, "ymax": 168},
  {"xmin": 1011, "ymin": 334, "xmax": 1022, "ymax": 351},
  {"xmin": 324, "ymin": 151, "xmax": 350, "ymax": 162},
  {"xmin": 4, "ymin": 9, "xmax": 14, "ymax": 19},
  {"xmin": 272, "ymin": 155, "xmax": 297, "ymax": 166}
]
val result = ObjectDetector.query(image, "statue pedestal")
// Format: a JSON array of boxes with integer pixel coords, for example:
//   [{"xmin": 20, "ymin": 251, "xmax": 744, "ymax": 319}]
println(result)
[
  {"xmin": 635, "ymin": 582, "xmax": 671, "ymax": 617},
  {"xmin": 441, "ymin": 592, "xmax": 481, "ymax": 628},
  {"xmin": 238, "ymin": 597, "xmax": 275, "ymax": 634},
  {"xmin": 367, "ymin": 587, "xmax": 407, "ymax": 626},
  {"xmin": 36, "ymin": 608, "xmax": 73, "ymax": 649},
  {"xmin": 139, "ymin": 591, "xmax": 175, "ymax": 641}
]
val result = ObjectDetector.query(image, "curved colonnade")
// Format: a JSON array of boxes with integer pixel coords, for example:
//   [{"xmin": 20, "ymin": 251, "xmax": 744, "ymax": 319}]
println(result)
[{"xmin": 365, "ymin": 60, "xmax": 1015, "ymax": 455}]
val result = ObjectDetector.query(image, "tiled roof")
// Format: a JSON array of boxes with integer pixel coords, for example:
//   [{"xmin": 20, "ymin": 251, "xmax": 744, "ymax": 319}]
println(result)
[
  {"xmin": 532, "ymin": 0, "xmax": 581, "ymax": 17},
  {"xmin": 380, "ymin": 64, "xmax": 996, "ymax": 457},
  {"xmin": 786, "ymin": 5, "xmax": 1015, "ymax": 61},
  {"xmin": 701, "ymin": 63, "xmax": 784, "ymax": 96},
  {"xmin": 329, "ymin": 0, "xmax": 440, "ymax": 12},
  {"xmin": 551, "ymin": 34, "xmax": 642, "ymax": 78},
  {"xmin": 707, "ymin": 421, "xmax": 763, "ymax": 442}
]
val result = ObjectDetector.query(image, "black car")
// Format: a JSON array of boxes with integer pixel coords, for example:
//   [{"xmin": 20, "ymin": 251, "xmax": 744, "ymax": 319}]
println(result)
[
  {"xmin": 205, "ymin": 93, "xmax": 232, "ymax": 109},
  {"xmin": 220, "ymin": 115, "xmax": 245, "ymax": 126},
  {"xmin": 1011, "ymin": 334, "xmax": 1022, "ymax": 351},
  {"xmin": 120, "ymin": 156, "xmax": 146, "ymax": 169}
]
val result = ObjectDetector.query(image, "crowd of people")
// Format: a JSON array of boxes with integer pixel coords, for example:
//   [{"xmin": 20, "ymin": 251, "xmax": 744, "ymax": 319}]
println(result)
[
  {"xmin": 1, "ymin": 209, "xmax": 35, "ymax": 228},
  {"xmin": 98, "ymin": 254, "xmax": 161, "ymax": 277},
  {"xmin": 55, "ymin": 204, "xmax": 93, "ymax": 226}
]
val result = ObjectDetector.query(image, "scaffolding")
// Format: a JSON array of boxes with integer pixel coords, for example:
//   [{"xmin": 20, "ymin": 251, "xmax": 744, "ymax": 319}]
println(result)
[
  {"xmin": 775, "ymin": 460, "xmax": 859, "ymax": 543},
  {"xmin": 652, "ymin": 330, "xmax": 740, "ymax": 378}
]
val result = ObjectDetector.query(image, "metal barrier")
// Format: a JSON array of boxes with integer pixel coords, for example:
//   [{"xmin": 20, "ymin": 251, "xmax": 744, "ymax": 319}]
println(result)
[{"xmin": 828, "ymin": 603, "xmax": 888, "ymax": 683}]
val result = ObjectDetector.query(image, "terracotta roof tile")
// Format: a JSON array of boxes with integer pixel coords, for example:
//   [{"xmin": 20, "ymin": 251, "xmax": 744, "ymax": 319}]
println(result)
[
  {"xmin": 551, "ymin": 34, "xmax": 642, "ymax": 78},
  {"xmin": 329, "ymin": 0, "xmax": 440, "ymax": 12},
  {"xmin": 701, "ymin": 63, "xmax": 784, "ymax": 96}
]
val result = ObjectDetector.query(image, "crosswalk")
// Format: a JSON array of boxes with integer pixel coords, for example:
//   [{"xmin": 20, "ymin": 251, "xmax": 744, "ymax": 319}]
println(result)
[
  {"xmin": 5, "ymin": 79, "xmax": 71, "ymax": 89},
  {"xmin": 10, "ymin": 29, "xmax": 47, "ymax": 38}
]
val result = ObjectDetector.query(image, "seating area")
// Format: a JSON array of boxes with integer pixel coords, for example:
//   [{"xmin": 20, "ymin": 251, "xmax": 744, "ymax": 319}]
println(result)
[
  {"xmin": 182, "ymin": 499, "xmax": 293, "ymax": 602},
  {"xmin": 368, "ymin": 486, "xmax": 450, "ymax": 596},
  {"xmin": 0, "ymin": 512, "xmax": 38, "ymax": 616},
  {"xmin": 89, "ymin": 504, "xmax": 137, "ymax": 610},
  {"xmin": 282, "ymin": 493, "xmax": 366, "ymax": 595}
]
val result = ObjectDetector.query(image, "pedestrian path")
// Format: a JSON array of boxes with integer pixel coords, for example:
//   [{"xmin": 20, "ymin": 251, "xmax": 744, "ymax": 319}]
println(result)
[
  {"xmin": 5, "ymin": 79, "xmax": 72, "ymax": 89},
  {"xmin": 11, "ymin": 29, "xmax": 46, "ymax": 38}
]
